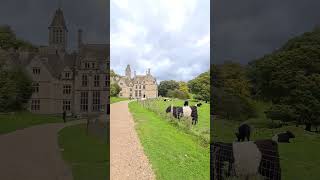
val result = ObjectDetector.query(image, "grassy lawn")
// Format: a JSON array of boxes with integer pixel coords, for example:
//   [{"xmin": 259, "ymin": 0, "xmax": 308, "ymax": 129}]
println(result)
[
  {"xmin": 129, "ymin": 100, "xmax": 210, "ymax": 180},
  {"xmin": 213, "ymin": 101, "xmax": 320, "ymax": 180},
  {"xmin": 58, "ymin": 124, "xmax": 108, "ymax": 180},
  {"xmin": 110, "ymin": 97, "xmax": 129, "ymax": 104},
  {"xmin": 137, "ymin": 98, "xmax": 210, "ymax": 142},
  {"xmin": 0, "ymin": 111, "xmax": 62, "ymax": 134}
]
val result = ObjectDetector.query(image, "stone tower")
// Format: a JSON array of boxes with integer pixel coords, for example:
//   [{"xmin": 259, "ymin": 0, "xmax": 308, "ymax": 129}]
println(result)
[
  {"xmin": 125, "ymin": 64, "xmax": 131, "ymax": 79},
  {"xmin": 48, "ymin": 8, "xmax": 68, "ymax": 51}
]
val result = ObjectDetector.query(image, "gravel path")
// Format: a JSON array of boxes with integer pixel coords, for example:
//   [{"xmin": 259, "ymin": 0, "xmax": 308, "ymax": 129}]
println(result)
[
  {"xmin": 111, "ymin": 101, "xmax": 156, "ymax": 180},
  {"xmin": 0, "ymin": 120, "xmax": 85, "ymax": 180}
]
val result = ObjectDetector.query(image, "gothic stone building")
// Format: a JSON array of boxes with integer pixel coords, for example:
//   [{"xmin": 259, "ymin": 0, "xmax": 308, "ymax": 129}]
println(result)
[
  {"xmin": 112, "ymin": 65, "xmax": 158, "ymax": 99},
  {"xmin": 21, "ymin": 8, "xmax": 109, "ymax": 115}
]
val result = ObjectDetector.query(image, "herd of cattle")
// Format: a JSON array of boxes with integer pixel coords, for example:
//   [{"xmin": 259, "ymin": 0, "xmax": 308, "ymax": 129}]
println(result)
[
  {"xmin": 162, "ymin": 98, "xmax": 297, "ymax": 180},
  {"xmin": 164, "ymin": 99, "xmax": 203, "ymax": 125},
  {"xmin": 212, "ymin": 123, "xmax": 296, "ymax": 180}
]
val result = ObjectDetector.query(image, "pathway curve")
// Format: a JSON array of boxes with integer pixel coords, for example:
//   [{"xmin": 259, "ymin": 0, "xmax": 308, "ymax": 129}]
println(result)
[
  {"xmin": 0, "ymin": 120, "xmax": 85, "ymax": 180},
  {"xmin": 111, "ymin": 101, "xmax": 156, "ymax": 180}
]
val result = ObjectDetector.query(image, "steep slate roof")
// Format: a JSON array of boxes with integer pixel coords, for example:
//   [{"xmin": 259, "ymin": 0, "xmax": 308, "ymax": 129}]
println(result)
[{"xmin": 50, "ymin": 8, "xmax": 67, "ymax": 30}]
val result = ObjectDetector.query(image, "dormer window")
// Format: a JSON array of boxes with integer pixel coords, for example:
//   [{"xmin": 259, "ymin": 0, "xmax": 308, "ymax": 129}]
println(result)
[{"xmin": 65, "ymin": 72, "xmax": 70, "ymax": 79}]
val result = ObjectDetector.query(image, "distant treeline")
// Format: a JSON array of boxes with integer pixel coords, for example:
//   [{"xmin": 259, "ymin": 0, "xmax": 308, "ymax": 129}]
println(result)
[
  {"xmin": 213, "ymin": 27, "xmax": 320, "ymax": 131},
  {"xmin": 158, "ymin": 71, "xmax": 210, "ymax": 101}
]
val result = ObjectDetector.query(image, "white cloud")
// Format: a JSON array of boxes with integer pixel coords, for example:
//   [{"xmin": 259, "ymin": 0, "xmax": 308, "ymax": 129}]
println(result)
[{"xmin": 111, "ymin": 0, "xmax": 210, "ymax": 82}]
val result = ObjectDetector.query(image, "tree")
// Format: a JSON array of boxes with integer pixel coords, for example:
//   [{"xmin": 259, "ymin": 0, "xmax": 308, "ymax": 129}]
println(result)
[
  {"xmin": 167, "ymin": 89, "xmax": 189, "ymax": 99},
  {"xmin": 110, "ymin": 83, "xmax": 121, "ymax": 97},
  {"xmin": 188, "ymin": 71, "xmax": 210, "ymax": 101},
  {"xmin": 0, "ymin": 25, "xmax": 37, "ymax": 51},
  {"xmin": 248, "ymin": 28, "xmax": 320, "ymax": 130},
  {"xmin": 158, "ymin": 80, "xmax": 179, "ymax": 97},
  {"xmin": 0, "ymin": 66, "xmax": 32, "ymax": 111}
]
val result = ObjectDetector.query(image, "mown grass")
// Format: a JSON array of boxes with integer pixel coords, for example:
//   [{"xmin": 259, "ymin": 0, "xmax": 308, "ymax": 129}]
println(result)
[
  {"xmin": 58, "ymin": 124, "xmax": 108, "ymax": 180},
  {"xmin": 213, "ymin": 100, "xmax": 320, "ymax": 180},
  {"xmin": 129, "ymin": 99, "xmax": 210, "ymax": 180},
  {"xmin": 0, "ymin": 111, "xmax": 62, "ymax": 134},
  {"xmin": 110, "ymin": 96, "xmax": 129, "ymax": 104}
]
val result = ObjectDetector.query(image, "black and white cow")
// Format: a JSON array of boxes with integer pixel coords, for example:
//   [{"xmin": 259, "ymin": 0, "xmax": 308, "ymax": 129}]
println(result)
[
  {"xmin": 272, "ymin": 131, "xmax": 295, "ymax": 143},
  {"xmin": 212, "ymin": 140, "xmax": 281, "ymax": 180},
  {"xmin": 235, "ymin": 123, "xmax": 251, "ymax": 142},
  {"xmin": 166, "ymin": 105, "xmax": 198, "ymax": 125},
  {"xmin": 184, "ymin": 100, "xmax": 189, "ymax": 106}
]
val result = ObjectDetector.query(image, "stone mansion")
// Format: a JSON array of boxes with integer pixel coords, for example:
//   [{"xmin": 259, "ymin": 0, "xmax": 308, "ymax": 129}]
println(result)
[
  {"xmin": 112, "ymin": 65, "xmax": 158, "ymax": 99},
  {"xmin": 12, "ymin": 8, "xmax": 110, "ymax": 115}
]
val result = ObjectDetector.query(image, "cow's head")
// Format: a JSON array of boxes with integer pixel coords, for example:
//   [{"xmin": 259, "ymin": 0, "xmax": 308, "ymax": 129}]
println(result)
[
  {"xmin": 166, "ymin": 106, "xmax": 172, "ymax": 113},
  {"xmin": 286, "ymin": 131, "xmax": 295, "ymax": 138}
]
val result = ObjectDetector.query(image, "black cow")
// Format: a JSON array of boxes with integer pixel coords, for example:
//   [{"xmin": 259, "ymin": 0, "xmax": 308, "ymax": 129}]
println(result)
[
  {"xmin": 166, "ymin": 105, "xmax": 198, "ymax": 125},
  {"xmin": 196, "ymin": 103, "xmax": 202, "ymax": 107},
  {"xmin": 212, "ymin": 140, "xmax": 281, "ymax": 180},
  {"xmin": 184, "ymin": 100, "xmax": 189, "ymax": 106},
  {"xmin": 235, "ymin": 123, "xmax": 251, "ymax": 142},
  {"xmin": 272, "ymin": 131, "xmax": 295, "ymax": 143}
]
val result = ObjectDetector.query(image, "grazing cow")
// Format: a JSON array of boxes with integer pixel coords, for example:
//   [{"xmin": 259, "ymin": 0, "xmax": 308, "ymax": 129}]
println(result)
[
  {"xmin": 212, "ymin": 140, "xmax": 281, "ymax": 180},
  {"xmin": 166, "ymin": 105, "xmax": 198, "ymax": 125},
  {"xmin": 196, "ymin": 103, "xmax": 202, "ymax": 107},
  {"xmin": 184, "ymin": 100, "xmax": 189, "ymax": 106},
  {"xmin": 235, "ymin": 123, "xmax": 251, "ymax": 142},
  {"xmin": 272, "ymin": 131, "xmax": 295, "ymax": 143}
]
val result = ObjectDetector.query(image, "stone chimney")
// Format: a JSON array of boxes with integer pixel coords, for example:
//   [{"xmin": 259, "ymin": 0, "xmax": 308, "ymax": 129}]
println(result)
[
  {"xmin": 148, "ymin": 68, "xmax": 151, "ymax": 75},
  {"xmin": 78, "ymin": 29, "xmax": 83, "ymax": 50},
  {"xmin": 134, "ymin": 70, "xmax": 136, "ymax": 77}
]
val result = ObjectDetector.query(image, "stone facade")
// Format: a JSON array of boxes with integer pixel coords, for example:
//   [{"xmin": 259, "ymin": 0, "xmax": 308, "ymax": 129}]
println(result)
[
  {"xmin": 16, "ymin": 8, "xmax": 110, "ymax": 115},
  {"xmin": 112, "ymin": 65, "xmax": 158, "ymax": 99}
]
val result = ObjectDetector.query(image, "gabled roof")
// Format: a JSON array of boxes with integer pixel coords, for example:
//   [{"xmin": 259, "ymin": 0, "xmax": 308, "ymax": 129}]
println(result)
[{"xmin": 49, "ymin": 8, "xmax": 67, "ymax": 30}]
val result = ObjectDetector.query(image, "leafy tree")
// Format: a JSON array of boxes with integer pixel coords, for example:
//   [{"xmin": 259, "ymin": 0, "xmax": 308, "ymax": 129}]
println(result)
[
  {"xmin": 178, "ymin": 81, "xmax": 189, "ymax": 94},
  {"xmin": 110, "ymin": 83, "xmax": 121, "ymax": 97},
  {"xmin": 0, "ymin": 25, "xmax": 37, "ymax": 51},
  {"xmin": 188, "ymin": 71, "xmax": 210, "ymax": 101},
  {"xmin": 167, "ymin": 89, "xmax": 189, "ymax": 100},
  {"xmin": 248, "ymin": 28, "xmax": 320, "ymax": 130},
  {"xmin": 158, "ymin": 80, "xmax": 179, "ymax": 97},
  {"xmin": 0, "ymin": 66, "xmax": 32, "ymax": 111}
]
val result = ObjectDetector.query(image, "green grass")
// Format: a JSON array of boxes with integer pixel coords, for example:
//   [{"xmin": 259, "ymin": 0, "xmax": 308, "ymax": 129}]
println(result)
[
  {"xmin": 0, "ymin": 111, "xmax": 62, "ymax": 134},
  {"xmin": 213, "ymin": 100, "xmax": 320, "ymax": 180},
  {"xmin": 136, "ymin": 98, "xmax": 210, "ymax": 142},
  {"xmin": 110, "ymin": 97, "xmax": 129, "ymax": 104},
  {"xmin": 58, "ymin": 124, "xmax": 108, "ymax": 180},
  {"xmin": 129, "ymin": 100, "xmax": 210, "ymax": 180}
]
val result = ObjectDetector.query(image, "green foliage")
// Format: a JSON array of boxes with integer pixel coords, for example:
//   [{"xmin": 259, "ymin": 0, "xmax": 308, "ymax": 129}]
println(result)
[
  {"xmin": 0, "ymin": 25, "xmax": 37, "ymax": 51},
  {"xmin": 212, "ymin": 63, "xmax": 251, "ymax": 97},
  {"xmin": 213, "ymin": 87, "xmax": 255, "ymax": 121},
  {"xmin": 158, "ymin": 80, "xmax": 179, "ymax": 97},
  {"xmin": 248, "ymin": 28, "xmax": 320, "ymax": 127},
  {"xmin": 0, "ymin": 66, "xmax": 33, "ymax": 112},
  {"xmin": 110, "ymin": 69, "xmax": 118, "ymax": 78},
  {"xmin": 188, "ymin": 71, "xmax": 210, "ymax": 101},
  {"xmin": 110, "ymin": 83, "xmax": 121, "ymax": 97},
  {"xmin": 166, "ymin": 89, "xmax": 190, "ymax": 99}
]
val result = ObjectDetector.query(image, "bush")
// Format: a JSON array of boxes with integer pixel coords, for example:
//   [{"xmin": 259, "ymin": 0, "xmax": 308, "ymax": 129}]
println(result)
[{"xmin": 166, "ymin": 89, "xmax": 190, "ymax": 99}]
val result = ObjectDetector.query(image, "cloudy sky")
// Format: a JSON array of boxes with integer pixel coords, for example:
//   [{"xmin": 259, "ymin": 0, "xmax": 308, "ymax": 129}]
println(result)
[
  {"xmin": 0, "ymin": 0, "xmax": 108, "ymax": 50},
  {"xmin": 110, "ymin": 0, "xmax": 210, "ymax": 82},
  {"xmin": 213, "ymin": 0, "xmax": 320, "ymax": 64}
]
